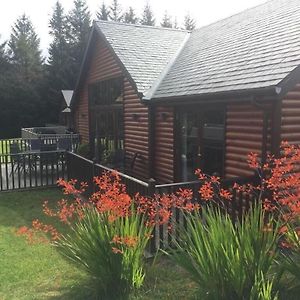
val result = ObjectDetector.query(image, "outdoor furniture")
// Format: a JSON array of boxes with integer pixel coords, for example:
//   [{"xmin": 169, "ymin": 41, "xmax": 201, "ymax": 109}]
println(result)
[
  {"xmin": 9, "ymin": 142, "xmax": 24, "ymax": 175},
  {"xmin": 57, "ymin": 138, "xmax": 72, "ymax": 151},
  {"xmin": 30, "ymin": 139, "xmax": 41, "ymax": 151},
  {"xmin": 39, "ymin": 144, "xmax": 59, "ymax": 169}
]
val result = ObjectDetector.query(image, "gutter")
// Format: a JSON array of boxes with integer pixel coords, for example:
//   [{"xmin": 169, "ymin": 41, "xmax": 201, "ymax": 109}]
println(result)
[{"xmin": 143, "ymin": 85, "xmax": 281, "ymax": 106}]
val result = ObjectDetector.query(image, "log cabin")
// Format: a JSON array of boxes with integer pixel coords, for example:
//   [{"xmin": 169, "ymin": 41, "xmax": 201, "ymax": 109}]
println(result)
[{"xmin": 71, "ymin": 0, "xmax": 300, "ymax": 184}]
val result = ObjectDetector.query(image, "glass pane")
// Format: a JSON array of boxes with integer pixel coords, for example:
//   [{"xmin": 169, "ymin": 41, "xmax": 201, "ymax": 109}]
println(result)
[
  {"xmin": 180, "ymin": 111, "xmax": 199, "ymax": 181},
  {"xmin": 89, "ymin": 78, "xmax": 122, "ymax": 105}
]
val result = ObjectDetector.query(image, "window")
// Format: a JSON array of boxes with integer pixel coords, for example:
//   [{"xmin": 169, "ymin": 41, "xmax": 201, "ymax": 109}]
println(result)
[
  {"xmin": 89, "ymin": 78, "xmax": 123, "ymax": 106},
  {"xmin": 89, "ymin": 78, "xmax": 124, "ymax": 168}
]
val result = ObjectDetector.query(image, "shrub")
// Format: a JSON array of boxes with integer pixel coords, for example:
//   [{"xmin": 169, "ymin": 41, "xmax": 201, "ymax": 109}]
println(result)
[
  {"xmin": 76, "ymin": 142, "xmax": 90, "ymax": 158},
  {"xmin": 57, "ymin": 205, "xmax": 152, "ymax": 299},
  {"xmin": 18, "ymin": 172, "xmax": 195, "ymax": 298},
  {"xmin": 168, "ymin": 204, "xmax": 281, "ymax": 299}
]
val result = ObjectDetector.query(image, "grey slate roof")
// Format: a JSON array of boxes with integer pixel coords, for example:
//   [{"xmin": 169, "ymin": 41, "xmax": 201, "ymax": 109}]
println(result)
[
  {"xmin": 95, "ymin": 21, "xmax": 189, "ymax": 93},
  {"xmin": 152, "ymin": 0, "xmax": 300, "ymax": 99}
]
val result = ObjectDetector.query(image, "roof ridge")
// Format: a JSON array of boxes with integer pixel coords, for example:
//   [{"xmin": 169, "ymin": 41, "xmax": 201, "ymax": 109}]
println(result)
[
  {"xmin": 143, "ymin": 32, "xmax": 191, "ymax": 101},
  {"xmin": 94, "ymin": 20, "xmax": 190, "ymax": 33}
]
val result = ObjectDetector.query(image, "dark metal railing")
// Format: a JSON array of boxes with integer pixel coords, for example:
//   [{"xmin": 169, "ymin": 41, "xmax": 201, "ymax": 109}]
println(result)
[
  {"xmin": 0, "ymin": 151, "xmax": 67, "ymax": 191},
  {"xmin": 0, "ymin": 137, "xmax": 79, "ymax": 164}
]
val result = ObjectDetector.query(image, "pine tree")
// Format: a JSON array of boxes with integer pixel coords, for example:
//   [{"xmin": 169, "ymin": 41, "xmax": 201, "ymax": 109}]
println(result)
[
  {"xmin": 68, "ymin": 0, "xmax": 91, "ymax": 84},
  {"xmin": 173, "ymin": 17, "xmax": 179, "ymax": 29},
  {"xmin": 97, "ymin": 2, "xmax": 110, "ymax": 21},
  {"xmin": 8, "ymin": 14, "xmax": 43, "ymax": 82},
  {"xmin": 161, "ymin": 11, "xmax": 172, "ymax": 28},
  {"xmin": 109, "ymin": 0, "xmax": 123, "ymax": 22},
  {"xmin": 0, "ymin": 37, "xmax": 7, "ymax": 66},
  {"xmin": 140, "ymin": 3, "xmax": 155, "ymax": 26},
  {"xmin": 124, "ymin": 7, "xmax": 138, "ymax": 24},
  {"xmin": 184, "ymin": 13, "xmax": 196, "ymax": 30},
  {"xmin": 5, "ymin": 15, "xmax": 45, "ymax": 136},
  {"xmin": 47, "ymin": 1, "xmax": 73, "ymax": 123},
  {"xmin": 48, "ymin": 1, "xmax": 72, "ymax": 87}
]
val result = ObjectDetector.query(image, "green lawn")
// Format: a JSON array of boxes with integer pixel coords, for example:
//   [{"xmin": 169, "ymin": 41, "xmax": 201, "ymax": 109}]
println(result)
[{"xmin": 0, "ymin": 189, "xmax": 197, "ymax": 299}]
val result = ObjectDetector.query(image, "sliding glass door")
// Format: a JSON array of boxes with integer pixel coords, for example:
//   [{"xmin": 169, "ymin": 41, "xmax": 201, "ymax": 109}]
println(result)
[{"xmin": 178, "ymin": 107, "xmax": 225, "ymax": 181}]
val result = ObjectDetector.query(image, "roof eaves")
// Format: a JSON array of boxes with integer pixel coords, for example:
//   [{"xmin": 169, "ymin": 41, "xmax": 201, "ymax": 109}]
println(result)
[
  {"xmin": 148, "ymin": 85, "xmax": 280, "ymax": 105},
  {"xmin": 142, "ymin": 32, "xmax": 191, "ymax": 101},
  {"xmin": 276, "ymin": 64, "xmax": 300, "ymax": 98},
  {"xmin": 70, "ymin": 26, "xmax": 95, "ymax": 109}
]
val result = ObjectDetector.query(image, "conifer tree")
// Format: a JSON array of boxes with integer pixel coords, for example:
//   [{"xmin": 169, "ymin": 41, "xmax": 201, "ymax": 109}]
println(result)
[
  {"xmin": 47, "ymin": 1, "xmax": 73, "ymax": 123},
  {"xmin": 173, "ymin": 17, "xmax": 179, "ymax": 29},
  {"xmin": 109, "ymin": 0, "xmax": 123, "ymax": 22},
  {"xmin": 124, "ymin": 7, "xmax": 138, "ymax": 24},
  {"xmin": 68, "ymin": 0, "xmax": 91, "ymax": 84},
  {"xmin": 8, "ymin": 14, "xmax": 43, "ymax": 82},
  {"xmin": 183, "ymin": 13, "xmax": 196, "ymax": 30},
  {"xmin": 48, "ymin": 1, "xmax": 72, "ymax": 88},
  {"xmin": 161, "ymin": 11, "xmax": 173, "ymax": 28},
  {"xmin": 140, "ymin": 3, "xmax": 155, "ymax": 26},
  {"xmin": 6, "ymin": 15, "xmax": 45, "ymax": 136},
  {"xmin": 97, "ymin": 2, "xmax": 110, "ymax": 21}
]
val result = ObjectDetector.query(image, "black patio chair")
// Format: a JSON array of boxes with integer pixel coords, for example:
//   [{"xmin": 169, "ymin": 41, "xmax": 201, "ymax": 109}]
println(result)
[
  {"xmin": 39, "ymin": 144, "xmax": 59, "ymax": 169},
  {"xmin": 30, "ymin": 139, "xmax": 41, "ymax": 151},
  {"xmin": 9, "ymin": 142, "xmax": 25, "ymax": 176}
]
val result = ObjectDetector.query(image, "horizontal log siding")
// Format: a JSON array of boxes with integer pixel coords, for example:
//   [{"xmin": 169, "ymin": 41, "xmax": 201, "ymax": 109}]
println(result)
[
  {"xmin": 75, "ymin": 37, "xmax": 122, "ymax": 142},
  {"xmin": 225, "ymin": 103, "xmax": 264, "ymax": 178},
  {"xmin": 123, "ymin": 78, "xmax": 149, "ymax": 180},
  {"xmin": 154, "ymin": 106, "xmax": 174, "ymax": 183},
  {"xmin": 281, "ymin": 84, "xmax": 300, "ymax": 144}
]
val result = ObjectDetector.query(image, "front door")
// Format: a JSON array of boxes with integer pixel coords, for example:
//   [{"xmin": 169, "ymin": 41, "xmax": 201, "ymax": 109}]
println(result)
[{"xmin": 178, "ymin": 107, "xmax": 225, "ymax": 181}]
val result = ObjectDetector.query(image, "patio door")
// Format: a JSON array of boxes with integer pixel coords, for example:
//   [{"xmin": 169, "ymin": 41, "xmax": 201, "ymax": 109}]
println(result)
[{"xmin": 178, "ymin": 108, "xmax": 225, "ymax": 181}]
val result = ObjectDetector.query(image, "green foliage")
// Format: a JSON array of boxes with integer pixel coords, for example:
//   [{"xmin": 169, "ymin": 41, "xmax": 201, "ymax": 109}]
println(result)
[
  {"xmin": 140, "ymin": 3, "xmax": 155, "ymax": 26},
  {"xmin": 56, "ymin": 206, "xmax": 153, "ymax": 299},
  {"xmin": 8, "ymin": 14, "xmax": 43, "ymax": 83},
  {"xmin": 97, "ymin": 2, "xmax": 110, "ymax": 21},
  {"xmin": 276, "ymin": 227, "xmax": 300, "ymax": 298},
  {"xmin": 68, "ymin": 0, "xmax": 91, "ymax": 84},
  {"xmin": 168, "ymin": 205, "xmax": 281, "ymax": 299},
  {"xmin": 46, "ymin": 1, "xmax": 73, "ymax": 123},
  {"xmin": 76, "ymin": 142, "xmax": 90, "ymax": 158},
  {"xmin": 109, "ymin": 0, "xmax": 123, "ymax": 22},
  {"xmin": 124, "ymin": 7, "xmax": 138, "ymax": 24},
  {"xmin": 161, "ymin": 11, "xmax": 173, "ymax": 28},
  {"xmin": 184, "ymin": 13, "xmax": 196, "ymax": 30}
]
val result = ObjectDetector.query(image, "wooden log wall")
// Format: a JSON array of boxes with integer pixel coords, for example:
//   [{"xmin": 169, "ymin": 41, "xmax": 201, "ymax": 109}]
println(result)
[
  {"xmin": 154, "ymin": 106, "xmax": 175, "ymax": 183},
  {"xmin": 281, "ymin": 83, "xmax": 300, "ymax": 144},
  {"xmin": 123, "ymin": 78, "xmax": 149, "ymax": 180},
  {"xmin": 225, "ymin": 103, "xmax": 265, "ymax": 178},
  {"xmin": 75, "ymin": 37, "xmax": 122, "ymax": 143},
  {"xmin": 74, "ymin": 34, "xmax": 150, "ymax": 180}
]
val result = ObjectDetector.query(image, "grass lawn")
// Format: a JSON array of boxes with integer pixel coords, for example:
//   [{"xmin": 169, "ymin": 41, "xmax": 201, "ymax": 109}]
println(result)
[{"xmin": 0, "ymin": 188, "xmax": 197, "ymax": 299}]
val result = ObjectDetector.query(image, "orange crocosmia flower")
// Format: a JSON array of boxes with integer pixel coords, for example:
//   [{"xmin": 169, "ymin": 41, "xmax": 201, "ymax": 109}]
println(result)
[
  {"xmin": 247, "ymin": 152, "xmax": 260, "ymax": 169},
  {"xmin": 279, "ymin": 226, "xmax": 288, "ymax": 234},
  {"xmin": 112, "ymin": 247, "xmax": 123, "ymax": 254},
  {"xmin": 199, "ymin": 182, "xmax": 214, "ymax": 200},
  {"xmin": 219, "ymin": 188, "xmax": 232, "ymax": 200}
]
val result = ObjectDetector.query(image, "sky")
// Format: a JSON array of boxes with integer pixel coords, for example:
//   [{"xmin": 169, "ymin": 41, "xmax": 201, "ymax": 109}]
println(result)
[{"xmin": 0, "ymin": 0, "xmax": 267, "ymax": 57}]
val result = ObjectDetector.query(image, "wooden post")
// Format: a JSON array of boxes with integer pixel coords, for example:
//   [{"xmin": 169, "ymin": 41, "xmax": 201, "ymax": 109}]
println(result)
[
  {"xmin": 147, "ymin": 178, "xmax": 156, "ymax": 196},
  {"xmin": 147, "ymin": 178, "xmax": 158, "ymax": 254},
  {"xmin": 92, "ymin": 159, "xmax": 97, "ymax": 194}
]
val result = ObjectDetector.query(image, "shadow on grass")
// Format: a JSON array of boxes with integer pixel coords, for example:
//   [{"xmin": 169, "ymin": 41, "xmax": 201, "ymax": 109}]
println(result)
[{"xmin": 36, "ymin": 277, "xmax": 97, "ymax": 300}]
